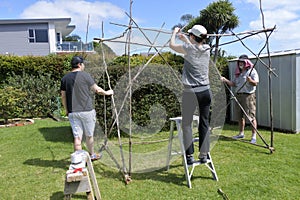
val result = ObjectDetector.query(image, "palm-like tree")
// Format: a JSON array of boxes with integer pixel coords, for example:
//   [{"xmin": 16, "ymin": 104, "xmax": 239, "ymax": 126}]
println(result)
[
  {"xmin": 186, "ymin": 0, "xmax": 239, "ymax": 61},
  {"xmin": 172, "ymin": 14, "xmax": 195, "ymax": 30}
]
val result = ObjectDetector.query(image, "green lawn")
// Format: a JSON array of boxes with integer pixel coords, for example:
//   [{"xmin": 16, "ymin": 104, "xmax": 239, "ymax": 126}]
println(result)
[{"xmin": 0, "ymin": 119, "xmax": 299, "ymax": 200}]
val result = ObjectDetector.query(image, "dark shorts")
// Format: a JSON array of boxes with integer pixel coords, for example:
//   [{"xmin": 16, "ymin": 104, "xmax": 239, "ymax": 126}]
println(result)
[{"xmin": 235, "ymin": 93, "xmax": 256, "ymax": 121}]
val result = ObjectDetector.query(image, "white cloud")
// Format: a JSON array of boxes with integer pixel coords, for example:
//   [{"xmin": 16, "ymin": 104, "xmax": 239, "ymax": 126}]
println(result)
[
  {"xmin": 249, "ymin": 9, "xmax": 298, "ymax": 29},
  {"xmin": 246, "ymin": 0, "xmax": 300, "ymax": 10},
  {"xmin": 20, "ymin": 0, "xmax": 126, "ymax": 34},
  {"xmin": 245, "ymin": 0, "xmax": 300, "ymax": 51}
]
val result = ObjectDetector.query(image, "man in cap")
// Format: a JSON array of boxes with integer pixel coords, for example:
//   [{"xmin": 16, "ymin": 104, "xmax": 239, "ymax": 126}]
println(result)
[
  {"xmin": 221, "ymin": 54, "xmax": 259, "ymax": 144},
  {"xmin": 60, "ymin": 56, "xmax": 113, "ymax": 161}
]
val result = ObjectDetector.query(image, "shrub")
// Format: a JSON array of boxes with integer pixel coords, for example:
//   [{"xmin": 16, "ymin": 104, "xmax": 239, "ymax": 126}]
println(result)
[
  {"xmin": 4, "ymin": 72, "xmax": 60, "ymax": 118},
  {"xmin": 0, "ymin": 86, "xmax": 26, "ymax": 123}
]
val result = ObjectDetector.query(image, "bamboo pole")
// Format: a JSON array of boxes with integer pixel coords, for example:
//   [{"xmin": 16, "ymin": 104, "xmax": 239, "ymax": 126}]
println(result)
[
  {"xmin": 109, "ymin": 21, "xmax": 275, "ymax": 37},
  {"xmin": 127, "ymin": 0, "xmax": 133, "ymax": 181},
  {"xmin": 99, "ymin": 20, "xmax": 130, "ymax": 182},
  {"xmin": 259, "ymin": 0, "xmax": 275, "ymax": 150}
]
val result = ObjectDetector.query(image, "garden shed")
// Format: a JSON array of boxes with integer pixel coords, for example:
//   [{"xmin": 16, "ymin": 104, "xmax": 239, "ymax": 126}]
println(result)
[{"xmin": 228, "ymin": 49, "xmax": 300, "ymax": 133}]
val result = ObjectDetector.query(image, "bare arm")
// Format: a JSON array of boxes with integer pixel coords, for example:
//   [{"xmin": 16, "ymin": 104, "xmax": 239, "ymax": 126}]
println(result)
[
  {"xmin": 60, "ymin": 90, "xmax": 68, "ymax": 116},
  {"xmin": 247, "ymin": 76, "xmax": 258, "ymax": 86},
  {"xmin": 169, "ymin": 27, "xmax": 187, "ymax": 54},
  {"xmin": 221, "ymin": 77, "xmax": 235, "ymax": 87},
  {"xmin": 91, "ymin": 84, "xmax": 114, "ymax": 96}
]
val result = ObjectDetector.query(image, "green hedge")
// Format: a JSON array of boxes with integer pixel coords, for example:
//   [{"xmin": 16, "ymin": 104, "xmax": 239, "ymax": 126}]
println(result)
[
  {"xmin": 0, "ymin": 54, "xmax": 73, "ymax": 84},
  {"xmin": 0, "ymin": 53, "xmax": 230, "ymax": 136},
  {"xmin": 3, "ymin": 72, "xmax": 60, "ymax": 118},
  {"xmin": 94, "ymin": 64, "xmax": 183, "ymax": 136},
  {"xmin": 0, "ymin": 54, "xmax": 74, "ymax": 120}
]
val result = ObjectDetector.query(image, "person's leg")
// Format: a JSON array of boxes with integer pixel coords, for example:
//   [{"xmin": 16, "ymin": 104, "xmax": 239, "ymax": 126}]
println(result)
[
  {"xmin": 233, "ymin": 94, "xmax": 245, "ymax": 138},
  {"xmin": 239, "ymin": 117, "xmax": 245, "ymax": 134},
  {"xmin": 251, "ymin": 118, "xmax": 257, "ymax": 137},
  {"xmin": 247, "ymin": 94, "xmax": 257, "ymax": 143},
  {"xmin": 182, "ymin": 91, "xmax": 197, "ymax": 157},
  {"xmin": 74, "ymin": 137, "xmax": 82, "ymax": 151},
  {"xmin": 86, "ymin": 136, "xmax": 94, "ymax": 155},
  {"xmin": 196, "ymin": 89, "xmax": 211, "ymax": 162},
  {"xmin": 68, "ymin": 112, "xmax": 84, "ymax": 151},
  {"xmin": 82, "ymin": 110, "xmax": 97, "ymax": 156}
]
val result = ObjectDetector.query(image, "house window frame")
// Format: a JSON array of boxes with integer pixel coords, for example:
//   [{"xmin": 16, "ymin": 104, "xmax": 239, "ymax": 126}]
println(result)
[{"xmin": 28, "ymin": 28, "xmax": 49, "ymax": 43}]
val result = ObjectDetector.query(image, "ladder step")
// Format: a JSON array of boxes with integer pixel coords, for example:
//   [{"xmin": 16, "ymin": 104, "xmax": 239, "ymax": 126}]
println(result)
[
  {"xmin": 167, "ymin": 116, "xmax": 218, "ymax": 188},
  {"xmin": 187, "ymin": 159, "xmax": 212, "ymax": 167}
]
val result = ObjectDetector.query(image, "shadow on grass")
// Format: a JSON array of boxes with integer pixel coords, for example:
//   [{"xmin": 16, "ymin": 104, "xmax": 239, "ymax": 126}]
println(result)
[
  {"xmin": 39, "ymin": 126, "xmax": 73, "ymax": 143},
  {"xmin": 23, "ymin": 157, "xmax": 70, "ymax": 170},
  {"xmin": 23, "ymin": 126, "xmax": 73, "ymax": 170},
  {"xmin": 50, "ymin": 191, "xmax": 88, "ymax": 200},
  {"xmin": 50, "ymin": 192, "xmax": 64, "ymax": 200},
  {"xmin": 94, "ymin": 162, "xmax": 215, "ymax": 187},
  {"xmin": 218, "ymin": 135, "xmax": 272, "ymax": 154}
]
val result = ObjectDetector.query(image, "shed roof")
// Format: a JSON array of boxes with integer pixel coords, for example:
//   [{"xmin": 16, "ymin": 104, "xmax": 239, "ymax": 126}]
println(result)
[{"xmin": 230, "ymin": 49, "xmax": 300, "ymax": 62}]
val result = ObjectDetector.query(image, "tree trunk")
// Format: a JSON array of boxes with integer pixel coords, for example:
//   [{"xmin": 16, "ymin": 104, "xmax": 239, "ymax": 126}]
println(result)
[{"xmin": 213, "ymin": 36, "xmax": 220, "ymax": 63}]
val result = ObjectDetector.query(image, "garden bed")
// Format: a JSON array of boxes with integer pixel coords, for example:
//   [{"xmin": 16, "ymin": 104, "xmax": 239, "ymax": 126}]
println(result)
[{"xmin": 0, "ymin": 118, "xmax": 34, "ymax": 128}]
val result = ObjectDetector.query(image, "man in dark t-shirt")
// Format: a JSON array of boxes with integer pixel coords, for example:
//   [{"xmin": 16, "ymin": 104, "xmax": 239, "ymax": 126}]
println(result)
[{"xmin": 60, "ymin": 56, "xmax": 113, "ymax": 161}]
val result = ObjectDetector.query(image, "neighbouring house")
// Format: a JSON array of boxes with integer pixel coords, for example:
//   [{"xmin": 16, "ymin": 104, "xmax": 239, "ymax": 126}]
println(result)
[
  {"xmin": 0, "ymin": 18, "xmax": 94, "ymax": 56},
  {"xmin": 229, "ymin": 49, "xmax": 300, "ymax": 133}
]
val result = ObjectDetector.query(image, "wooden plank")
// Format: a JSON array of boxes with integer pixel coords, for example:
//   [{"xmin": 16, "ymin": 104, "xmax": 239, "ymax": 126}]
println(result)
[
  {"xmin": 64, "ymin": 176, "xmax": 91, "ymax": 194},
  {"xmin": 86, "ymin": 152, "xmax": 102, "ymax": 200}
]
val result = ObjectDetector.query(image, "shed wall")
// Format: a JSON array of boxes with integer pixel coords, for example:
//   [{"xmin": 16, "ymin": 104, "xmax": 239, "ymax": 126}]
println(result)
[{"xmin": 229, "ymin": 53, "xmax": 300, "ymax": 133}]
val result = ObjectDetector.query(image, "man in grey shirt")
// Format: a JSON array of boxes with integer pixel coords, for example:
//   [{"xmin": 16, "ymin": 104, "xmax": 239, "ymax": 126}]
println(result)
[{"xmin": 61, "ymin": 56, "xmax": 113, "ymax": 161}]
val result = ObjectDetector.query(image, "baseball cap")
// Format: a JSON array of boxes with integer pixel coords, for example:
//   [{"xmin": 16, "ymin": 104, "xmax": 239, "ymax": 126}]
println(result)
[
  {"xmin": 71, "ymin": 56, "xmax": 84, "ymax": 67},
  {"xmin": 238, "ymin": 54, "xmax": 248, "ymax": 61},
  {"xmin": 188, "ymin": 25, "xmax": 207, "ymax": 37}
]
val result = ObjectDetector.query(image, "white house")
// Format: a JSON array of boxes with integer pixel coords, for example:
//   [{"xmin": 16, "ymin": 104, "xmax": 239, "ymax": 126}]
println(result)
[{"xmin": 0, "ymin": 18, "xmax": 93, "ymax": 56}]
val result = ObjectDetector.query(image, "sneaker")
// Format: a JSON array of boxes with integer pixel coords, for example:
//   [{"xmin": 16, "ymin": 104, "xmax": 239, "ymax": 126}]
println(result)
[
  {"xmin": 186, "ymin": 155, "xmax": 195, "ymax": 165},
  {"xmin": 198, "ymin": 153, "xmax": 208, "ymax": 164},
  {"xmin": 250, "ymin": 138, "xmax": 256, "ymax": 144},
  {"xmin": 232, "ymin": 134, "xmax": 244, "ymax": 139},
  {"xmin": 90, "ymin": 153, "xmax": 101, "ymax": 162}
]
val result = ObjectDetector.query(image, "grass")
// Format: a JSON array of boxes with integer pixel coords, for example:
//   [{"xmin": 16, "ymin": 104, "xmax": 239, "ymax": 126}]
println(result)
[{"xmin": 0, "ymin": 118, "xmax": 299, "ymax": 200}]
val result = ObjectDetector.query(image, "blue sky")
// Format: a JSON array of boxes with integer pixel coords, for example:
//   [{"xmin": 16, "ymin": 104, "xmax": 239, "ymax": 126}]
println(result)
[{"xmin": 1, "ymin": 0, "xmax": 300, "ymax": 56}]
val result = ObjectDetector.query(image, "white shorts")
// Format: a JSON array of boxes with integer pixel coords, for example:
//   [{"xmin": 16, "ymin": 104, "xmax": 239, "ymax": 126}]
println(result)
[{"xmin": 68, "ymin": 109, "xmax": 96, "ymax": 139}]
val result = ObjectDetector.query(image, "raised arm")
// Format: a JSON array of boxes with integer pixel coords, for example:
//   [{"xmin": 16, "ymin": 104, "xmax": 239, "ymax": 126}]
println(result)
[{"xmin": 169, "ymin": 27, "xmax": 188, "ymax": 54}]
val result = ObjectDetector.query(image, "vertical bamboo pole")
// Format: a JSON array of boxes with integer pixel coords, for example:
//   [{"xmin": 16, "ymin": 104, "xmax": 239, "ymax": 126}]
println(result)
[
  {"xmin": 259, "ymin": 0, "xmax": 274, "ymax": 151},
  {"xmin": 127, "ymin": 0, "xmax": 133, "ymax": 180}
]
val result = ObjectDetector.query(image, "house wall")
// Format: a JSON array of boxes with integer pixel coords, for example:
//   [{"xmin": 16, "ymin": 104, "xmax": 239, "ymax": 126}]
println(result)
[
  {"xmin": 229, "ymin": 52, "xmax": 300, "ymax": 133},
  {"xmin": 0, "ymin": 23, "xmax": 50, "ymax": 56},
  {"xmin": 48, "ymin": 22, "xmax": 57, "ymax": 54}
]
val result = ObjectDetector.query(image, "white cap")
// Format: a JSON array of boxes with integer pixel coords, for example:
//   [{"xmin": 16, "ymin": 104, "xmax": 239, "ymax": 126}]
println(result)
[{"xmin": 188, "ymin": 25, "xmax": 207, "ymax": 37}]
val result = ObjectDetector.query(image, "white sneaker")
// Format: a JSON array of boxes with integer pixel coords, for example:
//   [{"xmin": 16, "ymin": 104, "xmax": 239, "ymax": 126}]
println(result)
[
  {"xmin": 232, "ymin": 134, "xmax": 244, "ymax": 139},
  {"xmin": 250, "ymin": 138, "xmax": 256, "ymax": 144}
]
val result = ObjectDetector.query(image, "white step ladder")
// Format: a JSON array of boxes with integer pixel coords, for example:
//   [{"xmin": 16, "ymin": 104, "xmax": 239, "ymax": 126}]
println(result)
[{"xmin": 166, "ymin": 116, "xmax": 218, "ymax": 188}]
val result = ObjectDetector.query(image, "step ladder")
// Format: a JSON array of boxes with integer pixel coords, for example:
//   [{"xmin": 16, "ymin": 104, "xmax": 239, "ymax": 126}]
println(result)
[
  {"xmin": 64, "ymin": 151, "xmax": 101, "ymax": 199},
  {"xmin": 166, "ymin": 116, "xmax": 218, "ymax": 188}
]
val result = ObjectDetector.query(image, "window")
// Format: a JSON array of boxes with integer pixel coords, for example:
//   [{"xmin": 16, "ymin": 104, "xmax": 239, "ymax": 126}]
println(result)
[
  {"xmin": 28, "ymin": 29, "xmax": 48, "ymax": 43},
  {"xmin": 28, "ymin": 29, "xmax": 35, "ymax": 43},
  {"xmin": 56, "ymin": 32, "xmax": 61, "ymax": 43}
]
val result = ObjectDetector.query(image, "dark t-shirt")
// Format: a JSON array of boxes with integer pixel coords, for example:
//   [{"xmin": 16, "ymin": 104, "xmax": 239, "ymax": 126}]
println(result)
[{"xmin": 60, "ymin": 71, "xmax": 95, "ymax": 113}]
